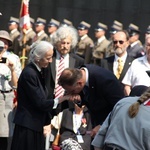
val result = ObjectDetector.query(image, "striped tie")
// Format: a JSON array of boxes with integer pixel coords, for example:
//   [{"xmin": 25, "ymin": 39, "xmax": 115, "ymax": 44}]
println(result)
[{"xmin": 55, "ymin": 56, "xmax": 65, "ymax": 98}]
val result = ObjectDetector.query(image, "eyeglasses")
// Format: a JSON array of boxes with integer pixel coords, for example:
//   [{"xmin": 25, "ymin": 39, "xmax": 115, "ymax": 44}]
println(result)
[{"xmin": 113, "ymin": 40, "xmax": 125, "ymax": 45}]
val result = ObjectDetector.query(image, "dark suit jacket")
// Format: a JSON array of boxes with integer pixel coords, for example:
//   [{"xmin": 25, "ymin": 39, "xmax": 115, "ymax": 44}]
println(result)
[
  {"xmin": 14, "ymin": 63, "xmax": 54, "ymax": 132},
  {"xmin": 60, "ymin": 107, "xmax": 92, "ymax": 150},
  {"xmin": 100, "ymin": 55, "xmax": 134, "ymax": 82},
  {"xmin": 127, "ymin": 43, "xmax": 144, "ymax": 58},
  {"xmin": 44, "ymin": 50, "xmax": 84, "ymax": 115},
  {"xmin": 45, "ymin": 50, "xmax": 84, "ymax": 99},
  {"xmin": 80, "ymin": 64, "xmax": 125, "ymax": 127}
]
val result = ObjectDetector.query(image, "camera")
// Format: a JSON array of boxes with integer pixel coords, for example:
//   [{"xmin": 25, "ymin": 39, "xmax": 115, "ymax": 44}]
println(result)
[{"xmin": 0, "ymin": 57, "xmax": 7, "ymax": 63}]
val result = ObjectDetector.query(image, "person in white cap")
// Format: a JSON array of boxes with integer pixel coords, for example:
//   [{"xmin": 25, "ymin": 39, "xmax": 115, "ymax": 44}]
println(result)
[{"xmin": 0, "ymin": 40, "xmax": 18, "ymax": 150}]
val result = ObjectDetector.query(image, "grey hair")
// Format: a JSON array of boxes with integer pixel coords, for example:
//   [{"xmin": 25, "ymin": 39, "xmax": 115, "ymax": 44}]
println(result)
[
  {"xmin": 28, "ymin": 41, "xmax": 53, "ymax": 63},
  {"xmin": 51, "ymin": 26, "xmax": 78, "ymax": 49}
]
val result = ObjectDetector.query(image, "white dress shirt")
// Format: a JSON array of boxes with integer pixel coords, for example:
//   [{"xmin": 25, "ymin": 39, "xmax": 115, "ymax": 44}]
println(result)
[{"xmin": 122, "ymin": 55, "xmax": 150, "ymax": 87}]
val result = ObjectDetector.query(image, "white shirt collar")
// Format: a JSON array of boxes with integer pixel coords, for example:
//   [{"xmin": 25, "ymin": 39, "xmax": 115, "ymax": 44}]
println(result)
[
  {"xmin": 10, "ymin": 28, "xmax": 17, "ymax": 34},
  {"xmin": 97, "ymin": 36, "xmax": 106, "ymax": 43},
  {"xmin": 81, "ymin": 34, "xmax": 88, "ymax": 40},
  {"xmin": 33, "ymin": 62, "xmax": 41, "ymax": 72},
  {"xmin": 26, "ymin": 28, "xmax": 33, "ymax": 34},
  {"xmin": 56, "ymin": 50, "xmax": 69, "ymax": 59},
  {"xmin": 81, "ymin": 67, "xmax": 89, "ymax": 86},
  {"xmin": 114, "ymin": 52, "xmax": 127, "ymax": 63},
  {"xmin": 37, "ymin": 30, "xmax": 44, "ymax": 36},
  {"xmin": 130, "ymin": 41, "xmax": 139, "ymax": 47}
]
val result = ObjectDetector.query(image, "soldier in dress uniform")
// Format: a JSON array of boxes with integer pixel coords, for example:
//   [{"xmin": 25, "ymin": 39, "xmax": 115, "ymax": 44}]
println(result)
[
  {"xmin": 106, "ymin": 20, "xmax": 123, "ymax": 57},
  {"xmin": 76, "ymin": 21, "xmax": 94, "ymax": 64},
  {"xmin": 61, "ymin": 19, "xmax": 73, "ymax": 27},
  {"xmin": 92, "ymin": 22, "xmax": 110, "ymax": 64},
  {"xmin": 47, "ymin": 18, "xmax": 60, "ymax": 42},
  {"xmin": 19, "ymin": 17, "xmax": 36, "ymax": 65},
  {"xmin": 145, "ymin": 25, "xmax": 150, "ymax": 39},
  {"xmin": 144, "ymin": 25, "xmax": 150, "ymax": 47},
  {"xmin": 127, "ymin": 23, "xmax": 145, "ymax": 58},
  {"xmin": 26, "ymin": 17, "xmax": 36, "ymax": 45},
  {"xmin": 33, "ymin": 17, "xmax": 48, "ymax": 43},
  {"xmin": 8, "ymin": 16, "xmax": 20, "ymax": 56}
]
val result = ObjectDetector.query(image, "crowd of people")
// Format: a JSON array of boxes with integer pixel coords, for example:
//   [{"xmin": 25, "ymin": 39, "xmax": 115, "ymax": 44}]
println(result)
[{"xmin": 0, "ymin": 15, "xmax": 150, "ymax": 150}]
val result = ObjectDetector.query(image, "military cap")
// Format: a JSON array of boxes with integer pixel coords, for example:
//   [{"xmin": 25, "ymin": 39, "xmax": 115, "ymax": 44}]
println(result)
[
  {"xmin": 78, "ymin": 21, "xmax": 91, "ymax": 30},
  {"xmin": 8, "ymin": 16, "xmax": 19, "ymax": 25},
  {"xmin": 95, "ymin": 22, "xmax": 108, "ymax": 31},
  {"xmin": 110, "ymin": 24, "xmax": 123, "ymax": 34},
  {"xmin": 62, "ymin": 19, "xmax": 73, "ymax": 26},
  {"xmin": 146, "ymin": 25, "xmax": 150, "ymax": 34},
  {"xmin": 35, "ymin": 17, "xmax": 46, "ymax": 25},
  {"xmin": 127, "ymin": 23, "xmax": 140, "ymax": 36},
  {"xmin": 30, "ymin": 17, "xmax": 35, "ymax": 25},
  {"xmin": 113, "ymin": 20, "xmax": 123, "ymax": 28},
  {"xmin": 48, "ymin": 18, "xmax": 60, "ymax": 27}
]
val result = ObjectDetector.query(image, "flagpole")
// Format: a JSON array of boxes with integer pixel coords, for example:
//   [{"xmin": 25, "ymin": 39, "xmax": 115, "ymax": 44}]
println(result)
[
  {"xmin": 21, "ymin": 29, "xmax": 27, "ymax": 69},
  {"xmin": 19, "ymin": 0, "xmax": 30, "ymax": 69}
]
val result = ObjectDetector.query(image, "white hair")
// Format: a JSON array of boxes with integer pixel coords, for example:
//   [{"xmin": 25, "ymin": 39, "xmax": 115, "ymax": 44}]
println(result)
[
  {"xmin": 28, "ymin": 41, "xmax": 53, "ymax": 63},
  {"xmin": 51, "ymin": 26, "xmax": 78, "ymax": 49}
]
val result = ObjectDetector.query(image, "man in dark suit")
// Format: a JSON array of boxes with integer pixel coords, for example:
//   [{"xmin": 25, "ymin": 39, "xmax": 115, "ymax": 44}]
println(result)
[
  {"xmin": 58, "ymin": 64, "xmax": 124, "ymax": 137},
  {"xmin": 44, "ymin": 26, "xmax": 84, "ymax": 115},
  {"xmin": 100, "ymin": 30, "xmax": 134, "ymax": 87}
]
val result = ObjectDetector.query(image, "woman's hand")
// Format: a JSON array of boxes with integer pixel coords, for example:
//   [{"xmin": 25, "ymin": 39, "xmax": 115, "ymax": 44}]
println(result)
[
  {"xmin": 43, "ymin": 124, "xmax": 51, "ymax": 137},
  {"xmin": 59, "ymin": 94, "xmax": 81, "ymax": 103},
  {"xmin": 91, "ymin": 125, "xmax": 101, "ymax": 138},
  {"xmin": 6, "ymin": 58, "xmax": 15, "ymax": 72}
]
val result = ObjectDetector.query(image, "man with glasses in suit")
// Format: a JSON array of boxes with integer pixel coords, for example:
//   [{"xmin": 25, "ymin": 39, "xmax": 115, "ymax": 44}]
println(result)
[{"xmin": 100, "ymin": 30, "xmax": 135, "ymax": 90}]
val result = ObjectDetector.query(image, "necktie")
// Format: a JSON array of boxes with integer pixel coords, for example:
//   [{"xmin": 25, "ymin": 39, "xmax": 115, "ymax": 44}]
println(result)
[
  {"xmin": 116, "ymin": 58, "xmax": 123, "ymax": 79},
  {"xmin": 55, "ymin": 56, "xmax": 65, "ymax": 98}
]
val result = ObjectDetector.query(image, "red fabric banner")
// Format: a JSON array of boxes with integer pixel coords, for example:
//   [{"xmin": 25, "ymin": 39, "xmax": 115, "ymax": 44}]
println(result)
[{"xmin": 20, "ymin": 0, "xmax": 30, "ymax": 29}]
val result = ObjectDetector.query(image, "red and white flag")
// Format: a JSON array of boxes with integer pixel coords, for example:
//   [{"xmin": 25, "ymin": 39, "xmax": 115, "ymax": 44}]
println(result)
[{"xmin": 20, "ymin": 0, "xmax": 30, "ymax": 29}]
